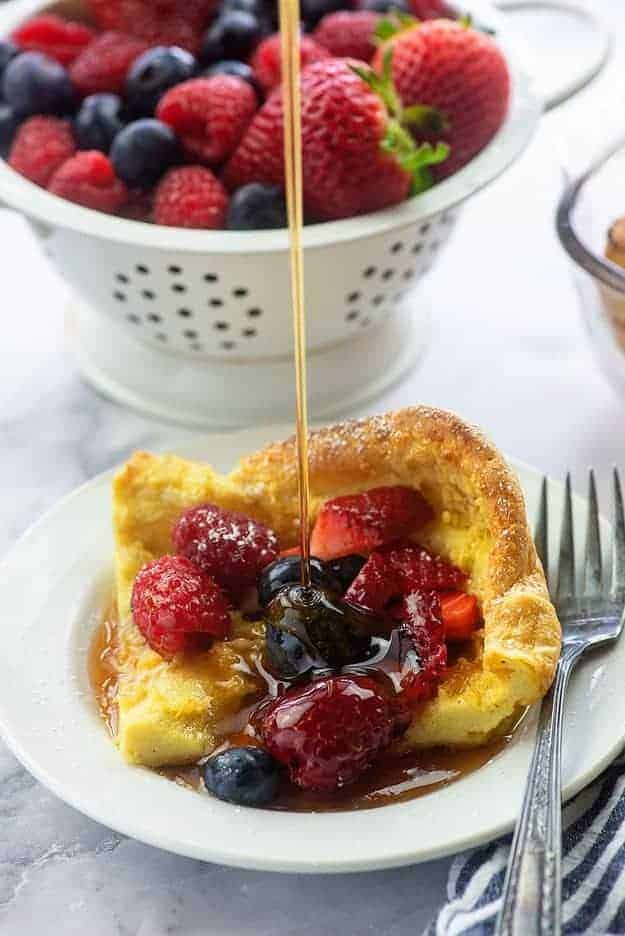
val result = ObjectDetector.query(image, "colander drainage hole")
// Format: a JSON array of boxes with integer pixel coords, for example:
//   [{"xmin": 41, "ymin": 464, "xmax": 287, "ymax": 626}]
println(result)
[
  {"xmin": 141, "ymin": 289, "xmax": 155, "ymax": 300},
  {"xmin": 136, "ymin": 264, "xmax": 149, "ymax": 274},
  {"xmin": 214, "ymin": 321, "xmax": 229, "ymax": 331},
  {"xmin": 233, "ymin": 287, "xmax": 248, "ymax": 298},
  {"xmin": 382, "ymin": 269, "xmax": 394, "ymax": 280},
  {"xmin": 172, "ymin": 283, "xmax": 187, "ymax": 293},
  {"xmin": 403, "ymin": 269, "xmax": 415, "ymax": 281},
  {"xmin": 209, "ymin": 298, "xmax": 223, "ymax": 307},
  {"xmin": 372, "ymin": 295, "xmax": 384, "ymax": 307},
  {"xmin": 221, "ymin": 340, "xmax": 236, "ymax": 350},
  {"xmin": 190, "ymin": 342, "xmax": 202, "ymax": 351},
  {"xmin": 204, "ymin": 273, "xmax": 218, "ymax": 283},
  {"xmin": 168, "ymin": 264, "xmax": 182, "ymax": 274},
  {"xmin": 113, "ymin": 290, "xmax": 127, "ymax": 301},
  {"xmin": 247, "ymin": 307, "xmax": 262, "ymax": 318},
  {"xmin": 177, "ymin": 308, "xmax": 192, "ymax": 318},
  {"xmin": 147, "ymin": 313, "xmax": 162, "ymax": 323},
  {"xmin": 116, "ymin": 273, "xmax": 129, "ymax": 284},
  {"xmin": 126, "ymin": 313, "xmax": 140, "ymax": 323},
  {"xmin": 411, "ymin": 243, "xmax": 423, "ymax": 254},
  {"xmin": 363, "ymin": 266, "xmax": 377, "ymax": 278},
  {"xmin": 391, "ymin": 242, "xmax": 403, "ymax": 254},
  {"xmin": 347, "ymin": 291, "xmax": 360, "ymax": 303},
  {"xmin": 242, "ymin": 327, "xmax": 256, "ymax": 337},
  {"xmin": 155, "ymin": 332, "xmax": 167, "ymax": 342},
  {"xmin": 419, "ymin": 223, "xmax": 430, "ymax": 236},
  {"xmin": 346, "ymin": 309, "xmax": 359, "ymax": 321},
  {"xmin": 184, "ymin": 329, "xmax": 198, "ymax": 339}
]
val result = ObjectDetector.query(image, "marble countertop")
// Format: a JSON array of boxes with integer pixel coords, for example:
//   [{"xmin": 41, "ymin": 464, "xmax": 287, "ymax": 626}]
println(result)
[{"xmin": 2, "ymin": 3, "xmax": 625, "ymax": 933}]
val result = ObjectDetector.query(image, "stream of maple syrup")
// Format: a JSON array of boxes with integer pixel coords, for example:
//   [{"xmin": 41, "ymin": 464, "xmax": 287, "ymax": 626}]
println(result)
[{"xmin": 280, "ymin": 0, "xmax": 312, "ymax": 589}]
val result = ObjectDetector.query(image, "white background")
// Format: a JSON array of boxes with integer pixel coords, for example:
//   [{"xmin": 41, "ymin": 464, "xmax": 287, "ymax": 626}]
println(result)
[{"xmin": 1, "ymin": 1, "xmax": 625, "ymax": 932}]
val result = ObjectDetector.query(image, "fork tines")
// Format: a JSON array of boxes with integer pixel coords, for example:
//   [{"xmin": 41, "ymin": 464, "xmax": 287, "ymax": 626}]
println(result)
[{"xmin": 535, "ymin": 468, "xmax": 625, "ymax": 602}]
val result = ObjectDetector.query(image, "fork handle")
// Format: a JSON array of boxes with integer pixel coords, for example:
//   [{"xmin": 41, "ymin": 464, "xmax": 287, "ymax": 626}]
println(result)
[{"xmin": 496, "ymin": 647, "xmax": 583, "ymax": 936}]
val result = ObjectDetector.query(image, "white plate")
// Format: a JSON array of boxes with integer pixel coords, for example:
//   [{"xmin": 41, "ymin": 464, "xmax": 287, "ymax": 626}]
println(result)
[{"xmin": 0, "ymin": 425, "xmax": 623, "ymax": 873}]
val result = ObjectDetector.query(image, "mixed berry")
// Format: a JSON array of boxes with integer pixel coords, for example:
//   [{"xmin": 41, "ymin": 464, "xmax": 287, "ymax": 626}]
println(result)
[
  {"xmin": 130, "ymin": 484, "xmax": 482, "ymax": 807},
  {"xmin": 1, "ymin": 0, "xmax": 509, "ymax": 228}
]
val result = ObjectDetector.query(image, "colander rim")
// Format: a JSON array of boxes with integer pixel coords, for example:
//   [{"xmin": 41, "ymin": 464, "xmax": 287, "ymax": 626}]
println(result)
[{"xmin": 0, "ymin": 0, "xmax": 542, "ymax": 253}]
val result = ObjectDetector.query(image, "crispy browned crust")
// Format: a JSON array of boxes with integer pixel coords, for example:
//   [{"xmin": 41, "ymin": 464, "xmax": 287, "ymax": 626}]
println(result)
[{"xmin": 113, "ymin": 407, "xmax": 561, "ymax": 751}]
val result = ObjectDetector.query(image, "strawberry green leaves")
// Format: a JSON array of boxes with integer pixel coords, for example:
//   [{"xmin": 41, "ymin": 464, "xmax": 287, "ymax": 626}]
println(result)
[{"xmin": 350, "ymin": 49, "xmax": 449, "ymax": 195}]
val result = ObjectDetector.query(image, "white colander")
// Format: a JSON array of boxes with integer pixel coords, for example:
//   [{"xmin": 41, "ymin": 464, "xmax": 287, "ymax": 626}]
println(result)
[{"xmin": 0, "ymin": 0, "xmax": 608, "ymax": 426}]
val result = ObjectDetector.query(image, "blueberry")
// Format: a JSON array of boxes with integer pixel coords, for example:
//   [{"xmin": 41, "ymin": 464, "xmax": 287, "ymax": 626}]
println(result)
[
  {"xmin": 266, "ymin": 584, "xmax": 376, "ymax": 673},
  {"xmin": 201, "ymin": 11, "xmax": 263, "ymax": 66},
  {"xmin": 228, "ymin": 183, "xmax": 287, "ymax": 230},
  {"xmin": 265, "ymin": 620, "xmax": 314, "ymax": 678},
  {"xmin": 257, "ymin": 555, "xmax": 341, "ymax": 607},
  {"xmin": 222, "ymin": 0, "xmax": 276, "ymax": 32},
  {"xmin": 203, "ymin": 60, "xmax": 262, "ymax": 99},
  {"xmin": 203, "ymin": 747, "xmax": 281, "ymax": 806},
  {"xmin": 0, "ymin": 103, "xmax": 19, "ymax": 149},
  {"xmin": 125, "ymin": 46, "xmax": 198, "ymax": 117},
  {"xmin": 110, "ymin": 118, "xmax": 179, "ymax": 189},
  {"xmin": 327, "ymin": 555, "xmax": 367, "ymax": 591},
  {"xmin": 3, "ymin": 52, "xmax": 74, "ymax": 117},
  {"xmin": 0, "ymin": 40, "xmax": 19, "ymax": 79},
  {"xmin": 300, "ymin": 0, "xmax": 345, "ymax": 27},
  {"xmin": 74, "ymin": 94, "xmax": 124, "ymax": 152},
  {"xmin": 360, "ymin": 0, "xmax": 411, "ymax": 12}
]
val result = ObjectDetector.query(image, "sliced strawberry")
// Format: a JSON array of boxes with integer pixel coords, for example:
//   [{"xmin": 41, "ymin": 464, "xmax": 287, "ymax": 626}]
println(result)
[
  {"xmin": 440, "ymin": 591, "xmax": 480, "ymax": 641},
  {"xmin": 310, "ymin": 486, "xmax": 432, "ymax": 560},
  {"xmin": 394, "ymin": 590, "xmax": 447, "ymax": 702},
  {"xmin": 345, "ymin": 543, "xmax": 465, "ymax": 614}
]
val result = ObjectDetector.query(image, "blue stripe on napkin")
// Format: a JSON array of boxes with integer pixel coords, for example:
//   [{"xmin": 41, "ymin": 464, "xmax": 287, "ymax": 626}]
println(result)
[{"xmin": 425, "ymin": 752, "xmax": 625, "ymax": 936}]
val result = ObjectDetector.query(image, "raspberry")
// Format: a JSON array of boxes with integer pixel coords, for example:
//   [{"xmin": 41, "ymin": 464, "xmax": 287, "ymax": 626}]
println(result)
[
  {"xmin": 250, "ymin": 33, "xmax": 329, "ymax": 92},
  {"xmin": 258, "ymin": 675, "xmax": 408, "ymax": 791},
  {"xmin": 157, "ymin": 76, "xmax": 256, "ymax": 166},
  {"xmin": 8, "ymin": 116, "xmax": 75, "ymax": 187},
  {"xmin": 314, "ymin": 11, "xmax": 380, "ymax": 62},
  {"xmin": 131, "ymin": 554, "xmax": 231, "ymax": 659},
  {"xmin": 346, "ymin": 543, "xmax": 466, "ymax": 613},
  {"xmin": 173, "ymin": 503, "xmax": 279, "ymax": 598},
  {"xmin": 394, "ymin": 590, "xmax": 447, "ymax": 702},
  {"xmin": 48, "ymin": 151, "xmax": 128, "ymax": 213},
  {"xmin": 153, "ymin": 166, "xmax": 228, "ymax": 229},
  {"xmin": 86, "ymin": 0, "xmax": 214, "ymax": 54},
  {"xmin": 70, "ymin": 31, "xmax": 149, "ymax": 96},
  {"xmin": 12, "ymin": 15, "xmax": 95, "ymax": 66}
]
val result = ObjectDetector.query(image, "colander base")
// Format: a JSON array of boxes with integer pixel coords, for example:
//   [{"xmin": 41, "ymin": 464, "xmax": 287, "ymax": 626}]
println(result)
[{"xmin": 66, "ymin": 296, "xmax": 430, "ymax": 428}]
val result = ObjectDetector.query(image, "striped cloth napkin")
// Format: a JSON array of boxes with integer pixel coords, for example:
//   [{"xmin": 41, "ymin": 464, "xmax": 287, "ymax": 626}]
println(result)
[{"xmin": 426, "ymin": 751, "xmax": 625, "ymax": 935}]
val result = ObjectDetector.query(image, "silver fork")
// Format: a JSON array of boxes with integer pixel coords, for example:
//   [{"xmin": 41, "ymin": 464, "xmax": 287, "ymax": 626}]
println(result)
[{"xmin": 496, "ymin": 469, "xmax": 625, "ymax": 936}]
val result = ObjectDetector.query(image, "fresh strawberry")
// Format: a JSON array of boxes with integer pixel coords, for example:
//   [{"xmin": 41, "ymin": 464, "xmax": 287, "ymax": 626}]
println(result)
[
  {"xmin": 409, "ymin": 0, "xmax": 454, "ymax": 18},
  {"xmin": 258, "ymin": 675, "xmax": 409, "ymax": 791},
  {"xmin": 131, "ymin": 554, "xmax": 231, "ymax": 659},
  {"xmin": 440, "ymin": 591, "xmax": 479, "ymax": 641},
  {"xmin": 70, "ymin": 31, "xmax": 149, "ymax": 96},
  {"xmin": 394, "ymin": 590, "xmax": 447, "ymax": 702},
  {"xmin": 153, "ymin": 166, "xmax": 228, "ymax": 228},
  {"xmin": 48, "ymin": 151, "xmax": 128, "ymax": 213},
  {"xmin": 314, "ymin": 10, "xmax": 380, "ymax": 63},
  {"xmin": 86, "ymin": 0, "xmax": 214, "ymax": 54},
  {"xmin": 12, "ymin": 14, "xmax": 95, "ymax": 66},
  {"xmin": 346, "ymin": 543, "xmax": 465, "ymax": 612},
  {"xmin": 250, "ymin": 33, "xmax": 330, "ymax": 92},
  {"xmin": 173, "ymin": 503, "xmax": 279, "ymax": 599},
  {"xmin": 309, "ymin": 485, "xmax": 432, "ymax": 560},
  {"xmin": 373, "ymin": 19, "xmax": 509, "ymax": 177},
  {"xmin": 225, "ymin": 58, "xmax": 448, "ymax": 219},
  {"xmin": 157, "ymin": 76, "xmax": 256, "ymax": 166},
  {"xmin": 9, "ymin": 116, "xmax": 76, "ymax": 187}
]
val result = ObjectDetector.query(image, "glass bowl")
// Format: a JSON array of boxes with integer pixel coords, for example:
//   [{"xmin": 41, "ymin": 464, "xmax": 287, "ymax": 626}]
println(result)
[{"xmin": 557, "ymin": 137, "xmax": 625, "ymax": 396}]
